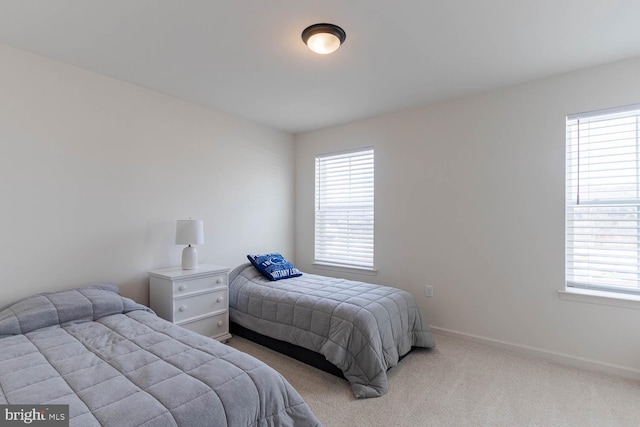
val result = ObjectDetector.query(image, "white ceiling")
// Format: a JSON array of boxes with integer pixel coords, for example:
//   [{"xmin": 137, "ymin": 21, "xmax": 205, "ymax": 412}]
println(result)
[{"xmin": 1, "ymin": 1, "xmax": 639, "ymax": 133}]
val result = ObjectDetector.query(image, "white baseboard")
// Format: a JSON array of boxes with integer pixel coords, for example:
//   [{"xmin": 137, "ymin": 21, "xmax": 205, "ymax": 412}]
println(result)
[{"xmin": 430, "ymin": 326, "xmax": 640, "ymax": 381}]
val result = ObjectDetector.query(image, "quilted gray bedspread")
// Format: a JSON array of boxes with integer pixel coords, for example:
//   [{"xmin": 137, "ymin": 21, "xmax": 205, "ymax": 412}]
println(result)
[
  {"xmin": 229, "ymin": 264, "xmax": 436, "ymax": 398},
  {"xmin": 0, "ymin": 285, "xmax": 320, "ymax": 427}
]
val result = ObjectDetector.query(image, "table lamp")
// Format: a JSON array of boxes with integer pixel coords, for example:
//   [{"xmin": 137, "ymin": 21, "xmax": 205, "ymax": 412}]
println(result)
[{"xmin": 175, "ymin": 219, "xmax": 204, "ymax": 270}]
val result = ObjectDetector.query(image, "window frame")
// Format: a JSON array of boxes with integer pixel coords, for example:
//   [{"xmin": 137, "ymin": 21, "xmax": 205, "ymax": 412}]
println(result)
[
  {"xmin": 565, "ymin": 104, "xmax": 640, "ymax": 297},
  {"xmin": 314, "ymin": 147, "xmax": 375, "ymax": 272}
]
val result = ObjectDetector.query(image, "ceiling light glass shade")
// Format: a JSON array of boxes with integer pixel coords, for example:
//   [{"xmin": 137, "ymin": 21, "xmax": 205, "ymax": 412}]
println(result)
[
  {"xmin": 307, "ymin": 33, "xmax": 341, "ymax": 54},
  {"xmin": 302, "ymin": 23, "xmax": 346, "ymax": 55}
]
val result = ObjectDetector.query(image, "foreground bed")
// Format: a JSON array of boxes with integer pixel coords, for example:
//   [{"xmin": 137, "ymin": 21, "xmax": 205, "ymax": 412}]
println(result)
[
  {"xmin": 229, "ymin": 263, "xmax": 436, "ymax": 398},
  {"xmin": 0, "ymin": 285, "xmax": 320, "ymax": 427}
]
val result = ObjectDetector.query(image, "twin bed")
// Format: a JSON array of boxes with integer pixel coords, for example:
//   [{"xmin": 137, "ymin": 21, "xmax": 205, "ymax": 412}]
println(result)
[
  {"xmin": 228, "ymin": 261, "xmax": 436, "ymax": 399},
  {"xmin": 0, "ymin": 285, "xmax": 319, "ymax": 426},
  {"xmin": 0, "ymin": 258, "xmax": 435, "ymax": 425}
]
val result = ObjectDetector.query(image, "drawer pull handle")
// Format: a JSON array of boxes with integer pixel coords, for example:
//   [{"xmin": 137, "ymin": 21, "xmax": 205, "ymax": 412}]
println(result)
[
  {"xmin": 217, "ymin": 320, "xmax": 224, "ymax": 327},
  {"xmin": 216, "ymin": 296, "xmax": 223, "ymax": 303},
  {"xmin": 216, "ymin": 278, "xmax": 222, "ymax": 284},
  {"xmin": 178, "ymin": 305, "xmax": 187, "ymax": 312},
  {"xmin": 178, "ymin": 285, "xmax": 187, "ymax": 291}
]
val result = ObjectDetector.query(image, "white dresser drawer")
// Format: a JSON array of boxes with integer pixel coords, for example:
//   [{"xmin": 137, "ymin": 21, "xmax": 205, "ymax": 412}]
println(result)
[
  {"xmin": 173, "ymin": 289, "xmax": 226, "ymax": 322},
  {"xmin": 173, "ymin": 274, "xmax": 226, "ymax": 296},
  {"xmin": 180, "ymin": 312, "xmax": 228, "ymax": 339}
]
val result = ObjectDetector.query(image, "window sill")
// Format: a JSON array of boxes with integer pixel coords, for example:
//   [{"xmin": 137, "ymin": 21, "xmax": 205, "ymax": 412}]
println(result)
[
  {"xmin": 312, "ymin": 262, "xmax": 378, "ymax": 276},
  {"xmin": 558, "ymin": 288, "xmax": 640, "ymax": 310}
]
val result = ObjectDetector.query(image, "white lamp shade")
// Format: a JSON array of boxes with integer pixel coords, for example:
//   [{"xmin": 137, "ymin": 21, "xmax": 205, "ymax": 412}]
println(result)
[{"xmin": 175, "ymin": 219, "xmax": 204, "ymax": 245}]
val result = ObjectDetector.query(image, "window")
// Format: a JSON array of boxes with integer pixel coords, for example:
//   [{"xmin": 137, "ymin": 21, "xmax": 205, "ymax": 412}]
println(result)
[
  {"xmin": 566, "ymin": 104, "xmax": 640, "ymax": 295},
  {"xmin": 315, "ymin": 148, "xmax": 374, "ymax": 270}
]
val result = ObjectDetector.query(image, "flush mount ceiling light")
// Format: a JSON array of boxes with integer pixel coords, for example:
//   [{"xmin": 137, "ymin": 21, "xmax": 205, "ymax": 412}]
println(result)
[{"xmin": 301, "ymin": 23, "xmax": 346, "ymax": 55}]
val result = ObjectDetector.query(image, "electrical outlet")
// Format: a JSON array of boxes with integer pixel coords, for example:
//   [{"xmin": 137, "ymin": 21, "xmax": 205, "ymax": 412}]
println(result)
[{"xmin": 425, "ymin": 285, "xmax": 433, "ymax": 298}]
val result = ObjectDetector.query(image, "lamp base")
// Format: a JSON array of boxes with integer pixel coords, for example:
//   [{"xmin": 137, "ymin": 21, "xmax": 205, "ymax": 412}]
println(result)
[{"xmin": 182, "ymin": 245, "xmax": 198, "ymax": 270}]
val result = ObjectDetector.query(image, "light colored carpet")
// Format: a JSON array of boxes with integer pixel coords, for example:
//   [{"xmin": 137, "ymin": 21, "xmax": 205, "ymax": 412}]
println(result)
[{"xmin": 227, "ymin": 334, "xmax": 640, "ymax": 427}]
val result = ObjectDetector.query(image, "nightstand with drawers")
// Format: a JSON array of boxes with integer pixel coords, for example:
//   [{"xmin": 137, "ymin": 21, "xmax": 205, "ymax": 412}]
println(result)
[{"xmin": 148, "ymin": 264, "xmax": 231, "ymax": 342}]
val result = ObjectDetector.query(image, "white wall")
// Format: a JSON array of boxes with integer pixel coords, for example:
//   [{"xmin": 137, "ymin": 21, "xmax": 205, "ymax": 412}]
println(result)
[
  {"xmin": 295, "ymin": 56, "xmax": 640, "ymax": 376},
  {"xmin": 0, "ymin": 43, "xmax": 295, "ymax": 307}
]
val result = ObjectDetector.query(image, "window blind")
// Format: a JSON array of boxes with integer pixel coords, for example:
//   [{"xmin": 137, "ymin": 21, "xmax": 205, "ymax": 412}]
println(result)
[
  {"xmin": 566, "ymin": 105, "xmax": 640, "ymax": 294},
  {"xmin": 315, "ymin": 148, "xmax": 374, "ymax": 269}
]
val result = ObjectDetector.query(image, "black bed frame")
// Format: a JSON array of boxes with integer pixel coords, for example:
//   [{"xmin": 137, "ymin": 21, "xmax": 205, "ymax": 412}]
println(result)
[
  {"xmin": 230, "ymin": 322, "xmax": 413, "ymax": 380},
  {"xmin": 230, "ymin": 322, "xmax": 346, "ymax": 379}
]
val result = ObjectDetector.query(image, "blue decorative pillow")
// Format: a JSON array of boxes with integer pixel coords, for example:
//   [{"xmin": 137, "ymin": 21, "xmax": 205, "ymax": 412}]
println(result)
[{"xmin": 247, "ymin": 253, "xmax": 302, "ymax": 281}]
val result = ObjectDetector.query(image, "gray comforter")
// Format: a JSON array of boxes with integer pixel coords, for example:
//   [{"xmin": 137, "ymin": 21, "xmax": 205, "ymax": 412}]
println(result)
[
  {"xmin": 0, "ymin": 285, "xmax": 320, "ymax": 427},
  {"xmin": 229, "ymin": 264, "xmax": 436, "ymax": 398}
]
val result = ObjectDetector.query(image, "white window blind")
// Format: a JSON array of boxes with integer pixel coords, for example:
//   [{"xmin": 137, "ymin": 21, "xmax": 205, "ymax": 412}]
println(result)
[
  {"xmin": 315, "ymin": 148, "xmax": 374, "ymax": 269},
  {"xmin": 566, "ymin": 104, "xmax": 640, "ymax": 295}
]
